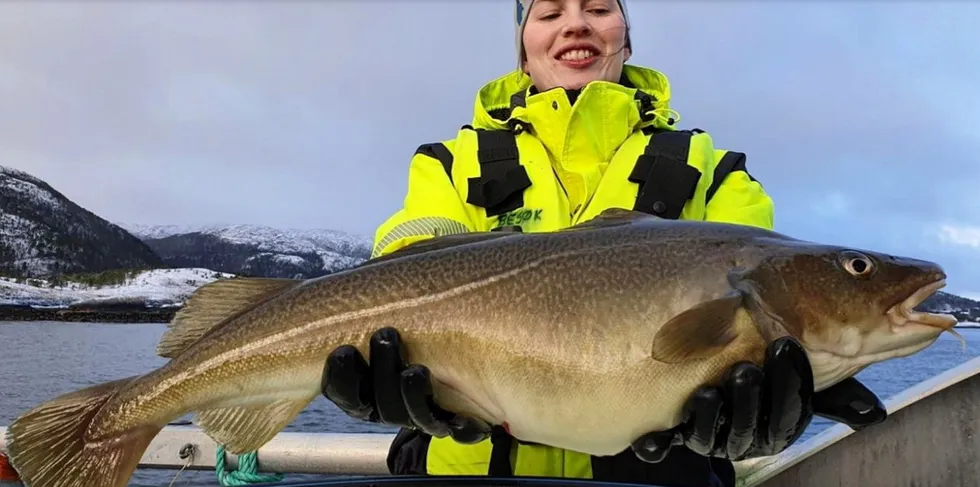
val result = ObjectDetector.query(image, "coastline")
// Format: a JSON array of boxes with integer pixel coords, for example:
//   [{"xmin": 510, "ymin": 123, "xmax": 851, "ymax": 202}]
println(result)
[{"xmin": 0, "ymin": 304, "xmax": 178, "ymax": 323}]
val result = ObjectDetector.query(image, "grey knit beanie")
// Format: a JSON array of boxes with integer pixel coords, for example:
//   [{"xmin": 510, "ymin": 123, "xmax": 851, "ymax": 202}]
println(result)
[{"xmin": 514, "ymin": 0, "xmax": 632, "ymax": 70}]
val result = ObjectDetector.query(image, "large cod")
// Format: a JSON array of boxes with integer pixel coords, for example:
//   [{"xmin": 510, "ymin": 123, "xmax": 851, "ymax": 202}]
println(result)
[{"xmin": 4, "ymin": 209, "xmax": 960, "ymax": 487}]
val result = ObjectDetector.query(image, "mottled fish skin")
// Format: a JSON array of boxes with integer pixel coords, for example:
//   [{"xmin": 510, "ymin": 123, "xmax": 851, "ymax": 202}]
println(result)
[
  {"xmin": 4, "ymin": 209, "xmax": 957, "ymax": 487},
  {"xmin": 91, "ymin": 216, "xmax": 774, "ymax": 445}
]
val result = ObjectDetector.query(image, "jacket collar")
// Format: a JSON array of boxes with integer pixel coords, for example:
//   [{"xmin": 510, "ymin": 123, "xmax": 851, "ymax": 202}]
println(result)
[
  {"xmin": 469, "ymin": 64, "xmax": 679, "ymax": 134},
  {"xmin": 467, "ymin": 65, "xmax": 680, "ymax": 173}
]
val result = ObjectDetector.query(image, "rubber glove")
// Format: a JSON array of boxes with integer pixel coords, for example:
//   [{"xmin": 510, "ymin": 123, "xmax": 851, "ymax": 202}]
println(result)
[
  {"xmin": 321, "ymin": 327, "xmax": 491, "ymax": 443},
  {"xmin": 631, "ymin": 336, "xmax": 888, "ymax": 462}
]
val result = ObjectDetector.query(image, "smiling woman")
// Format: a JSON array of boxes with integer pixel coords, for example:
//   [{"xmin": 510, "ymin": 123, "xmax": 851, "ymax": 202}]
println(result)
[
  {"xmin": 316, "ymin": 0, "xmax": 892, "ymax": 487},
  {"xmin": 517, "ymin": 0, "xmax": 631, "ymax": 90}
]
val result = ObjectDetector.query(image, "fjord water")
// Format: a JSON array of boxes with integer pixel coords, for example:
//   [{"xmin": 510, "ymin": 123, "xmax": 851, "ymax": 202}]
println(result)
[{"xmin": 2, "ymin": 321, "xmax": 978, "ymax": 487}]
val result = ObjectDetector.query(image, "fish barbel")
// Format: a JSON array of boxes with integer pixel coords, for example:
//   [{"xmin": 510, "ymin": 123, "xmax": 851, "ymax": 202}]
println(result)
[{"xmin": 4, "ymin": 209, "xmax": 959, "ymax": 487}]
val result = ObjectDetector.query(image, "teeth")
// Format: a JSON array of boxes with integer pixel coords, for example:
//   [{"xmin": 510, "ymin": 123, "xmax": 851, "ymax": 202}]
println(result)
[{"xmin": 560, "ymin": 49, "xmax": 596, "ymax": 61}]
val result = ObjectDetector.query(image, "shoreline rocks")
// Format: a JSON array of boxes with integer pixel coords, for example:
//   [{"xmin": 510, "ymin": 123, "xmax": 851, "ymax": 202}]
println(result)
[{"xmin": 0, "ymin": 304, "xmax": 178, "ymax": 323}]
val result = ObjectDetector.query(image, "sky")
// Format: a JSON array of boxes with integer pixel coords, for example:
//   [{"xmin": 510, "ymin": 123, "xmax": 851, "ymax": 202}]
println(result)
[{"xmin": 0, "ymin": 0, "xmax": 978, "ymax": 298}]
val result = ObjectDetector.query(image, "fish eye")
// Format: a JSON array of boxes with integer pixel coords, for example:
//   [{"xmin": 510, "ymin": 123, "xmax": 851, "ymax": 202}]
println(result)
[{"xmin": 838, "ymin": 250, "xmax": 875, "ymax": 278}]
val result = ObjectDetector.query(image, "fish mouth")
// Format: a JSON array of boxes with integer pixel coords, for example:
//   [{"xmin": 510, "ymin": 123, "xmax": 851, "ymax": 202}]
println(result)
[{"xmin": 886, "ymin": 278, "xmax": 959, "ymax": 331}]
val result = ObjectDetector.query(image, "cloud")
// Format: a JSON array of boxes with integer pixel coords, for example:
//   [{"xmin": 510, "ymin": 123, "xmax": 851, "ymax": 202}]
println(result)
[{"xmin": 939, "ymin": 224, "xmax": 980, "ymax": 249}]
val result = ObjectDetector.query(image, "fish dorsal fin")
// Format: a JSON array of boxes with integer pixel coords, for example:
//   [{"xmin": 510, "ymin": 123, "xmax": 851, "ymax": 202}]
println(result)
[
  {"xmin": 651, "ymin": 291, "xmax": 743, "ymax": 363},
  {"xmin": 156, "ymin": 277, "xmax": 303, "ymax": 358},
  {"xmin": 364, "ymin": 230, "xmax": 522, "ymax": 265},
  {"xmin": 562, "ymin": 208, "xmax": 661, "ymax": 232}
]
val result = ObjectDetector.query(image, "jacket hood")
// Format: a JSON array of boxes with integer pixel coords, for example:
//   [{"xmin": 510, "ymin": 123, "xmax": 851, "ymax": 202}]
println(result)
[{"xmin": 469, "ymin": 64, "xmax": 677, "ymax": 132}]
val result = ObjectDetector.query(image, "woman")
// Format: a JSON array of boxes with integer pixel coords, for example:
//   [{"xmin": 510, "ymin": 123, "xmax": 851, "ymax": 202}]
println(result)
[{"xmin": 320, "ymin": 1, "xmax": 888, "ymax": 485}]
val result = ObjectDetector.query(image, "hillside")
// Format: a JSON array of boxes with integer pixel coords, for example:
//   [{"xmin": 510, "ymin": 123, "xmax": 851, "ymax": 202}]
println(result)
[
  {"xmin": 920, "ymin": 291, "xmax": 980, "ymax": 325},
  {"xmin": 119, "ymin": 223, "xmax": 372, "ymax": 279},
  {"xmin": 0, "ymin": 267, "xmax": 232, "ymax": 322},
  {"xmin": 0, "ymin": 165, "xmax": 162, "ymax": 278},
  {"xmin": 0, "ymin": 267, "xmax": 230, "ymax": 308},
  {"xmin": 0, "ymin": 165, "xmax": 372, "ymax": 322}
]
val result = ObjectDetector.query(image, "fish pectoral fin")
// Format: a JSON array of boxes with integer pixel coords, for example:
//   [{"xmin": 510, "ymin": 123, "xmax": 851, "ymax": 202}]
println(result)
[
  {"xmin": 651, "ymin": 291, "xmax": 743, "ymax": 364},
  {"xmin": 194, "ymin": 396, "xmax": 313, "ymax": 454},
  {"xmin": 157, "ymin": 277, "xmax": 303, "ymax": 359}
]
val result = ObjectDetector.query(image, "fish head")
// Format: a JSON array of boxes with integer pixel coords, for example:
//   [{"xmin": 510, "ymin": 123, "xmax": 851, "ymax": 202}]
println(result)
[{"xmin": 733, "ymin": 240, "xmax": 958, "ymax": 390}]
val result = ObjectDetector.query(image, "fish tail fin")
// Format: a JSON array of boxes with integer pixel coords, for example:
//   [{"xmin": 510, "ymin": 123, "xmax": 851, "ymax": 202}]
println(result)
[{"xmin": 4, "ymin": 375, "xmax": 162, "ymax": 487}]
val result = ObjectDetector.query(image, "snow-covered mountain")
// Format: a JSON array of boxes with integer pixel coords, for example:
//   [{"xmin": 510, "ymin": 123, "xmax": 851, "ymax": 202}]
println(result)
[
  {"xmin": 0, "ymin": 165, "xmax": 162, "ymax": 278},
  {"xmin": 0, "ymin": 165, "xmax": 371, "ymax": 319},
  {"xmin": 0, "ymin": 267, "xmax": 231, "ymax": 308},
  {"xmin": 119, "ymin": 223, "xmax": 372, "ymax": 279}
]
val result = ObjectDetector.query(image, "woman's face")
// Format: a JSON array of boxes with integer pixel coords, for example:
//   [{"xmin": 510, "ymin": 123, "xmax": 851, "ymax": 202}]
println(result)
[{"xmin": 522, "ymin": 0, "xmax": 630, "ymax": 91}]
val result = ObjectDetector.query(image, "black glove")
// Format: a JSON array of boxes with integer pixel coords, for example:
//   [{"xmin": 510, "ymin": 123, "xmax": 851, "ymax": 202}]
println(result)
[
  {"xmin": 631, "ymin": 336, "xmax": 888, "ymax": 463},
  {"xmin": 321, "ymin": 327, "xmax": 491, "ymax": 443}
]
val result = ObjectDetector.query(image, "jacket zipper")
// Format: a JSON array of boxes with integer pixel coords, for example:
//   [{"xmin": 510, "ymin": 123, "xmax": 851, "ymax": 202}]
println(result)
[
  {"xmin": 552, "ymin": 166, "xmax": 583, "ymax": 222},
  {"xmin": 552, "ymin": 166, "xmax": 569, "ymax": 198}
]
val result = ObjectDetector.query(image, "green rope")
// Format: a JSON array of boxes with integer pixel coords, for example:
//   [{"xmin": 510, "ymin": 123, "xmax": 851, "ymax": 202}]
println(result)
[{"xmin": 215, "ymin": 444, "xmax": 284, "ymax": 486}]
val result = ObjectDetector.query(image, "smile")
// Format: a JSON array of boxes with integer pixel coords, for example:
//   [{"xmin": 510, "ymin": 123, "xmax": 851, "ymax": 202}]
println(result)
[
  {"xmin": 559, "ymin": 49, "xmax": 597, "ymax": 61},
  {"xmin": 554, "ymin": 43, "xmax": 601, "ymax": 65}
]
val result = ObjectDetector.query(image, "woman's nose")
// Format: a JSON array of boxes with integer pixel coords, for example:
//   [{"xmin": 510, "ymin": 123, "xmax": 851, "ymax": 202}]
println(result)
[{"xmin": 560, "ymin": 11, "xmax": 592, "ymax": 37}]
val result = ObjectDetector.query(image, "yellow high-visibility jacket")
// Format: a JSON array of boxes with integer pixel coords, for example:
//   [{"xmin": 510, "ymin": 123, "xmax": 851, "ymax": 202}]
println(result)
[{"xmin": 374, "ymin": 64, "xmax": 773, "ymax": 483}]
